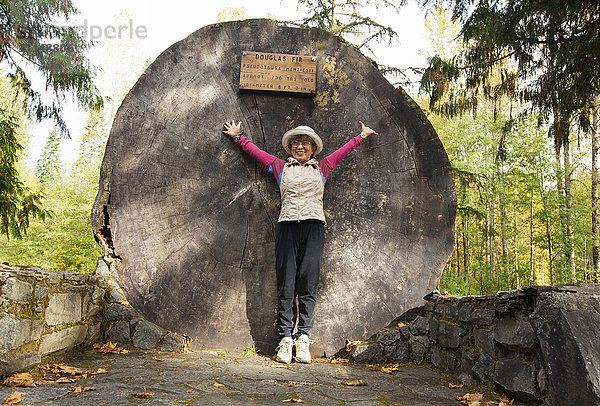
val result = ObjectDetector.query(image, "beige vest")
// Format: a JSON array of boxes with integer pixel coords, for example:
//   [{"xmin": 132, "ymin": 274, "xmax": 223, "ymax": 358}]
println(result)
[{"xmin": 278, "ymin": 157, "xmax": 326, "ymax": 222}]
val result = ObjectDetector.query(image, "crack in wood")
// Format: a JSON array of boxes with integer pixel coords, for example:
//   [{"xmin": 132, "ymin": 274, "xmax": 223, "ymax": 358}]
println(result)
[
  {"xmin": 252, "ymin": 95, "xmax": 276, "ymax": 237},
  {"xmin": 253, "ymin": 95, "xmax": 267, "ymax": 145},
  {"xmin": 362, "ymin": 79, "xmax": 419, "ymax": 174},
  {"xmin": 239, "ymin": 217, "xmax": 249, "ymax": 269}
]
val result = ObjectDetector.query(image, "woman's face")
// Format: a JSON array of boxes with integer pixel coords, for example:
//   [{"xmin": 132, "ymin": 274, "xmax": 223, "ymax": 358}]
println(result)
[{"xmin": 290, "ymin": 136, "xmax": 315, "ymax": 163}]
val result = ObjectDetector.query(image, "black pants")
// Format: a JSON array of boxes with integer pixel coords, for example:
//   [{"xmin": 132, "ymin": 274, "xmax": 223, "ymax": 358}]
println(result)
[{"xmin": 275, "ymin": 220, "xmax": 325, "ymax": 339}]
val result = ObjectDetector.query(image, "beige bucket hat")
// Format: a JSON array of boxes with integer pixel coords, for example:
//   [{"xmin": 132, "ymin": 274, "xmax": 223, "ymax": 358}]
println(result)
[{"xmin": 282, "ymin": 126, "xmax": 323, "ymax": 155}]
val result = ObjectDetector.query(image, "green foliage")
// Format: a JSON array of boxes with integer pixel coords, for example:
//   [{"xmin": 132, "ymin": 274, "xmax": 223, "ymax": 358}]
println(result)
[
  {"xmin": 419, "ymin": 0, "xmax": 600, "ymax": 122},
  {"xmin": 1, "ymin": 8, "xmax": 147, "ymax": 269},
  {"xmin": 0, "ymin": 107, "xmax": 49, "ymax": 240},
  {"xmin": 287, "ymin": 0, "xmax": 400, "ymax": 53},
  {"xmin": 35, "ymin": 127, "xmax": 63, "ymax": 184},
  {"xmin": 418, "ymin": 0, "xmax": 600, "ymax": 291},
  {"xmin": 433, "ymin": 102, "xmax": 596, "ymax": 294},
  {"xmin": 0, "ymin": 107, "xmax": 107, "ymax": 272},
  {"xmin": 1, "ymin": 0, "xmax": 103, "ymax": 133},
  {"xmin": 0, "ymin": 159, "xmax": 102, "ymax": 273},
  {"xmin": 239, "ymin": 344, "xmax": 258, "ymax": 357},
  {"xmin": 73, "ymin": 108, "xmax": 107, "ymax": 180},
  {"xmin": 0, "ymin": 0, "xmax": 103, "ymax": 240}
]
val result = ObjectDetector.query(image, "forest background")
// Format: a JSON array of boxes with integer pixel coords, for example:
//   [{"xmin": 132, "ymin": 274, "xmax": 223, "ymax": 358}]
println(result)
[{"xmin": 1, "ymin": 0, "xmax": 598, "ymax": 296}]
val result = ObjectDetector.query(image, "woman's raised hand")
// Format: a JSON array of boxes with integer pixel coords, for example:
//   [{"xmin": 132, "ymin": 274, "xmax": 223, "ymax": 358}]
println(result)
[
  {"xmin": 223, "ymin": 120, "xmax": 242, "ymax": 137},
  {"xmin": 359, "ymin": 121, "xmax": 378, "ymax": 138}
]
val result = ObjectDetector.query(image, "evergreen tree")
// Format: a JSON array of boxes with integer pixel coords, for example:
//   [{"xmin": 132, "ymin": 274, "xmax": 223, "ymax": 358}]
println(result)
[
  {"xmin": 36, "ymin": 127, "xmax": 62, "ymax": 184},
  {"xmin": 73, "ymin": 107, "xmax": 107, "ymax": 184},
  {"xmin": 2, "ymin": 0, "xmax": 102, "ymax": 131},
  {"xmin": 0, "ymin": 108, "xmax": 47, "ymax": 239},
  {"xmin": 289, "ymin": 0, "xmax": 399, "ymax": 53},
  {"xmin": 0, "ymin": 0, "xmax": 101, "ymax": 238},
  {"xmin": 419, "ymin": 0, "xmax": 600, "ymax": 282}
]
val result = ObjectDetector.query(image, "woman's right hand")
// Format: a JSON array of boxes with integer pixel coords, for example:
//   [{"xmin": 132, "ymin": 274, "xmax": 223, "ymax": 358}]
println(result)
[{"xmin": 223, "ymin": 120, "xmax": 242, "ymax": 137}]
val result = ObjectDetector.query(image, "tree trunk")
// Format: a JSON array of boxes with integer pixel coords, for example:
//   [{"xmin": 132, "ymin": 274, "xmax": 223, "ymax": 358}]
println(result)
[
  {"xmin": 499, "ymin": 173, "xmax": 508, "ymax": 285},
  {"xmin": 530, "ymin": 180, "xmax": 535, "ymax": 283},
  {"xmin": 514, "ymin": 203, "xmax": 519, "ymax": 288},
  {"xmin": 90, "ymin": 19, "xmax": 457, "ymax": 356},
  {"xmin": 487, "ymin": 191, "xmax": 495, "ymax": 273},
  {"xmin": 540, "ymin": 181, "xmax": 554, "ymax": 285},
  {"xmin": 462, "ymin": 214, "xmax": 470, "ymax": 281},
  {"xmin": 455, "ymin": 222, "xmax": 461, "ymax": 278},
  {"xmin": 592, "ymin": 97, "xmax": 599, "ymax": 282},
  {"xmin": 563, "ymin": 130, "xmax": 576, "ymax": 281},
  {"xmin": 555, "ymin": 122, "xmax": 564, "ymax": 279}
]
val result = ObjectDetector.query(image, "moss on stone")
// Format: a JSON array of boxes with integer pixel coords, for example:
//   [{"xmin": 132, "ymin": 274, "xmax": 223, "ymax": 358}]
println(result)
[
  {"xmin": 463, "ymin": 346, "xmax": 480, "ymax": 356},
  {"xmin": 5, "ymin": 339, "xmax": 40, "ymax": 358},
  {"xmin": 438, "ymin": 316, "xmax": 460, "ymax": 327},
  {"xmin": 53, "ymin": 322, "xmax": 84, "ymax": 332}
]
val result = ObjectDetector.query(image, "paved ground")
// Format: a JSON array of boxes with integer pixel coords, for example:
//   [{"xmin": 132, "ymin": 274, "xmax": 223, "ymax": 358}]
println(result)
[{"xmin": 0, "ymin": 350, "xmax": 495, "ymax": 405}]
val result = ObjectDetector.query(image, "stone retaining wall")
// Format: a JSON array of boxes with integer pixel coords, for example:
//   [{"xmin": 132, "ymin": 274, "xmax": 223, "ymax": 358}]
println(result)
[
  {"xmin": 0, "ymin": 261, "xmax": 187, "ymax": 377},
  {"xmin": 349, "ymin": 284, "xmax": 600, "ymax": 406}
]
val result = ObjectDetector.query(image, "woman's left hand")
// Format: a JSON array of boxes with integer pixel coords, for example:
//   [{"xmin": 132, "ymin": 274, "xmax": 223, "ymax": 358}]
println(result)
[{"xmin": 359, "ymin": 121, "xmax": 378, "ymax": 138}]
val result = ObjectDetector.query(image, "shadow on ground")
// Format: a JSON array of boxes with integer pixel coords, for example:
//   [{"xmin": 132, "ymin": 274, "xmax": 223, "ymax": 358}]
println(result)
[{"xmin": 0, "ymin": 350, "xmax": 518, "ymax": 405}]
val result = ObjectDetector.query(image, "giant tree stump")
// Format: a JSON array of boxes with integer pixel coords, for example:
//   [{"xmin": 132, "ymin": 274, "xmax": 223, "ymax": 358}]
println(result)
[{"xmin": 91, "ymin": 19, "xmax": 456, "ymax": 356}]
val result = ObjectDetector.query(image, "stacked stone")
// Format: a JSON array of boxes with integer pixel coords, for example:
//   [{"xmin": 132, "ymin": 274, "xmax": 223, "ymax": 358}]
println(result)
[
  {"xmin": 422, "ymin": 292, "xmax": 541, "ymax": 404},
  {"xmin": 101, "ymin": 279, "xmax": 187, "ymax": 352},
  {"xmin": 0, "ymin": 267, "xmax": 106, "ymax": 377},
  {"xmin": 350, "ymin": 293, "xmax": 540, "ymax": 401},
  {"xmin": 1, "ymin": 262, "xmax": 188, "ymax": 378},
  {"xmin": 349, "ymin": 285, "xmax": 600, "ymax": 405},
  {"xmin": 348, "ymin": 315, "xmax": 427, "ymax": 366}
]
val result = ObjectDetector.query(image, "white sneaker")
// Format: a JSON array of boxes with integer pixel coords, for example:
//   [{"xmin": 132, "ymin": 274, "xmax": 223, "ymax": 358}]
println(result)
[
  {"xmin": 294, "ymin": 334, "xmax": 312, "ymax": 364},
  {"xmin": 276, "ymin": 337, "xmax": 293, "ymax": 364}
]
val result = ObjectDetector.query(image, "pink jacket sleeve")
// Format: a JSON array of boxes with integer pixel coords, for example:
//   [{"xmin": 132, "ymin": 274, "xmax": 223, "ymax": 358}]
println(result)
[
  {"xmin": 237, "ymin": 135, "xmax": 286, "ymax": 183},
  {"xmin": 319, "ymin": 134, "xmax": 365, "ymax": 181},
  {"xmin": 238, "ymin": 135, "xmax": 277, "ymax": 168}
]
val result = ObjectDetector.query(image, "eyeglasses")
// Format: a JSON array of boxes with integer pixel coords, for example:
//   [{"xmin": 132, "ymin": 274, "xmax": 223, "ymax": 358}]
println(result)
[{"xmin": 290, "ymin": 141, "xmax": 314, "ymax": 148}]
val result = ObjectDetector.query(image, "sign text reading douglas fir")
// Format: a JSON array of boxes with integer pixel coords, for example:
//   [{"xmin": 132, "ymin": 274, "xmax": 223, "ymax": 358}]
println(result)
[{"xmin": 239, "ymin": 51, "xmax": 317, "ymax": 94}]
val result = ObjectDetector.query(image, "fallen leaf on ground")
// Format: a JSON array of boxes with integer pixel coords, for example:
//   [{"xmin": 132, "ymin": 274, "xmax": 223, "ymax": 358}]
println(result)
[
  {"xmin": 368, "ymin": 365, "xmax": 380, "ymax": 371},
  {"xmin": 449, "ymin": 383, "xmax": 464, "ymax": 388},
  {"xmin": 186, "ymin": 389, "xmax": 195, "ymax": 393},
  {"xmin": 73, "ymin": 384, "xmax": 95, "ymax": 393},
  {"xmin": 330, "ymin": 358, "xmax": 349, "ymax": 364},
  {"xmin": 130, "ymin": 387, "xmax": 153, "ymax": 398},
  {"xmin": 457, "ymin": 392, "xmax": 484, "ymax": 406},
  {"xmin": 119, "ymin": 300, "xmax": 132, "ymax": 307},
  {"xmin": 3, "ymin": 373, "xmax": 36, "ymax": 387},
  {"xmin": 55, "ymin": 377, "xmax": 75, "ymax": 383},
  {"xmin": 33, "ymin": 379, "xmax": 55, "ymax": 385},
  {"xmin": 213, "ymin": 382, "xmax": 225, "ymax": 388},
  {"xmin": 3, "ymin": 391, "xmax": 26, "ymax": 404},
  {"xmin": 41, "ymin": 363, "xmax": 84, "ymax": 376},
  {"xmin": 342, "ymin": 380, "xmax": 367, "ymax": 386},
  {"xmin": 310, "ymin": 358, "xmax": 330, "ymax": 363},
  {"xmin": 58, "ymin": 365, "xmax": 83, "ymax": 375},
  {"xmin": 397, "ymin": 322, "xmax": 408, "ymax": 327},
  {"xmin": 94, "ymin": 342, "xmax": 129, "ymax": 354},
  {"xmin": 498, "ymin": 394, "xmax": 513, "ymax": 405},
  {"xmin": 282, "ymin": 398, "xmax": 303, "ymax": 403},
  {"xmin": 39, "ymin": 363, "xmax": 106, "ymax": 381},
  {"xmin": 345, "ymin": 339, "xmax": 361, "ymax": 352},
  {"xmin": 153, "ymin": 357, "xmax": 165, "ymax": 362},
  {"xmin": 380, "ymin": 364, "xmax": 400, "ymax": 374},
  {"xmin": 441, "ymin": 290, "xmax": 452, "ymax": 296}
]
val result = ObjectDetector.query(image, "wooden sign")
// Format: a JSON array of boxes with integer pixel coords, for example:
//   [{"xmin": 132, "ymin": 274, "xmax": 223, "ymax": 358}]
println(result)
[{"xmin": 239, "ymin": 51, "xmax": 317, "ymax": 94}]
